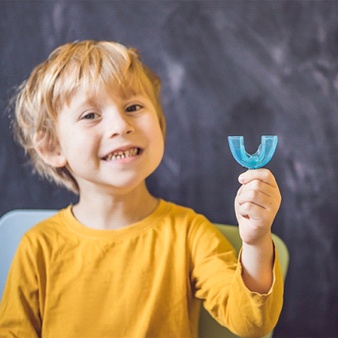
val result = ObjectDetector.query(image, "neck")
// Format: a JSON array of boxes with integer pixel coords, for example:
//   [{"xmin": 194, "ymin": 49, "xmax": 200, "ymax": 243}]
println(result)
[{"xmin": 72, "ymin": 182, "xmax": 159, "ymax": 230}]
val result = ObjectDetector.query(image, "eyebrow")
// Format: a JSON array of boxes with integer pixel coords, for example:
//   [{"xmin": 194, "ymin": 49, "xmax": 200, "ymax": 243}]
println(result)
[{"xmin": 61, "ymin": 96, "xmax": 97, "ymax": 116}]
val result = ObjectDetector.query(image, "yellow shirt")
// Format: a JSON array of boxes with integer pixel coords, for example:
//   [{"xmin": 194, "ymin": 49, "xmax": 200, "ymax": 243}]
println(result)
[{"xmin": 0, "ymin": 200, "xmax": 283, "ymax": 337}]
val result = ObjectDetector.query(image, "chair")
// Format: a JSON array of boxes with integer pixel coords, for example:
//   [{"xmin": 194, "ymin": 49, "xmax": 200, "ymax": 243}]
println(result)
[
  {"xmin": 0, "ymin": 209, "xmax": 57, "ymax": 299},
  {"xmin": 0, "ymin": 210, "xmax": 289, "ymax": 337}
]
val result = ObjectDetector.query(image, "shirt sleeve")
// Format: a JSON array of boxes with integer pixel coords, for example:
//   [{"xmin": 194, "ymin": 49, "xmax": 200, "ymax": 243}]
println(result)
[
  {"xmin": 189, "ymin": 218, "xmax": 284, "ymax": 338},
  {"xmin": 0, "ymin": 234, "xmax": 43, "ymax": 337}
]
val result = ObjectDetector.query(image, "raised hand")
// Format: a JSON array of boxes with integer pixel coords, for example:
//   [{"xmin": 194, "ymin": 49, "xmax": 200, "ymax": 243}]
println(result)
[
  {"xmin": 235, "ymin": 168, "xmax": 281, "ymax": 245},
  {"xmin": 235, "ymin": 168, "xmax": 282, "ymax": 292}
]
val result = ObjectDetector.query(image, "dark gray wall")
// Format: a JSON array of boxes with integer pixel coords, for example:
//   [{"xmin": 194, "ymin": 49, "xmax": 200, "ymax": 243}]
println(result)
[{"xmin": 1, "ymin": 1, "xmax": 338, "ymax": 337}]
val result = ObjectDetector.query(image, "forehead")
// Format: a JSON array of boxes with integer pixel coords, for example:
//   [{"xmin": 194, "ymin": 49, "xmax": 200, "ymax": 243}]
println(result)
[{"xmin": 57, "ymin": 61, "xmax": 150, "ymax": 110}]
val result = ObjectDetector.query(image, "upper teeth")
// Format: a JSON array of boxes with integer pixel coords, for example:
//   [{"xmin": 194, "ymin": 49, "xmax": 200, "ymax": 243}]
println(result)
[{"xmin": 105, "ymin": 148, "xmax": 138, "ymax": 160}]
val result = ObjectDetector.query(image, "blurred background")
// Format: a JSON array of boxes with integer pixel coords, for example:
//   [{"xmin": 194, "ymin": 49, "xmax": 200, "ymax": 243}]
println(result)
[{"xmin": 1, "ymin": 1, "xmax": 338, "ymax": 337}]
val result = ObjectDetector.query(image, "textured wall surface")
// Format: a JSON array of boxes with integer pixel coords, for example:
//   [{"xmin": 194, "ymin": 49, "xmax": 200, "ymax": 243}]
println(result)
[{"xmin": 1, "ymin": 1, "xmax": 338, "ymax": 336}]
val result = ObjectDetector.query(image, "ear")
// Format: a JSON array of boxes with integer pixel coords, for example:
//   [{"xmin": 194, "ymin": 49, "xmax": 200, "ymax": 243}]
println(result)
[{"xmin": 33, "ymin": 132, "xmax": 67, "ymax": 168}]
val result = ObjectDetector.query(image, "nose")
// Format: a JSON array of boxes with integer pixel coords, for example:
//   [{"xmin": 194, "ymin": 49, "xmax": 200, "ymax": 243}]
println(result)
[{"xmin": 107, "ymin": 110, "xmax": 135, "ymax": 137}]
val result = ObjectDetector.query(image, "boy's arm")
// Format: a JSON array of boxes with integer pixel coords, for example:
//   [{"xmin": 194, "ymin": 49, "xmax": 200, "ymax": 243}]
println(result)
[
  {"xmin": 235, "ymin": 168, "xmax": 282, "ymax": 293},
  {"xmin": 0, "ymin": 236, "xmax": 42, "ymax": 336},
  {"xmin": 192, "ymin": 213, "xmax": 283, "ymax": 337}
]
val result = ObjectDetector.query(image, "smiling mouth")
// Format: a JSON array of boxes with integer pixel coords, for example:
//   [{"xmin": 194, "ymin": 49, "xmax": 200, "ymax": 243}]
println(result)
[{"xmin": 103, "ymin": 147, "xmax": 141, "ymax": 161}]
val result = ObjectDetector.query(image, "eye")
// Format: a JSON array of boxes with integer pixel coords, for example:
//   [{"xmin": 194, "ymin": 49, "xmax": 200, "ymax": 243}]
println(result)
[
  {"xmin": 81, "ymin": 112, "xmax": 100, "ymax": 120},
  {"xmin": 125, "ymin": 104, "xmax": 142, "ymax": 113}
]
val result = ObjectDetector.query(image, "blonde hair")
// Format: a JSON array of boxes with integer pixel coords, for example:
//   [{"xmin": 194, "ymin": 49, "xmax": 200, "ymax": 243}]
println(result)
[{"xmin": 13, "ymin": 40, "xmax": 166, "ymax": 194}]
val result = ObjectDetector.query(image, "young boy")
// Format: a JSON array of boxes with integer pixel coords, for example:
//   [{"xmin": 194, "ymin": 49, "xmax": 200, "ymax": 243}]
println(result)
[{"xmin": 0, "ymin": 40, "xmax": 283, "ymax": 337}]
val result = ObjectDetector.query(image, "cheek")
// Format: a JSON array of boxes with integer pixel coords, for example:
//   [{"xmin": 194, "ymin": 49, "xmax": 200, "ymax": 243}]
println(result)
[
  {"xmin": 57, "ymin": 127, "xmax": 98, "ymax": 159},
  {"xmin": 142, "ymin": 118, "xmax": 164, "ymax": 158},
  {"xmin": 149, "ymin": 119, "xmax": 164, "ymax": 143},
  {"xmin": 153, "ymin": 126, "xmax": 165, "ymax": 161}
]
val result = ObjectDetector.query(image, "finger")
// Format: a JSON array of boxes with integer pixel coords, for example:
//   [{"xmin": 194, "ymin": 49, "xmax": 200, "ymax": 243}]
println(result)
[
  {"xmin": 237, "ymin": 202, "xmax": 265, "ymax": 221},
  {"xmin": 238, "ymin": 169, "xmax": 278, "ymax": 188},
  {"xmin": 236, "ymin": 189, "xmax": 273, "ymax": 210},
  {"xmin": 236, "ymin": 194, "xmax": 278, "ymax": 223},
  {"xmin": 238, "ymin": 179, "xmax": 279, "ymax": 200}
]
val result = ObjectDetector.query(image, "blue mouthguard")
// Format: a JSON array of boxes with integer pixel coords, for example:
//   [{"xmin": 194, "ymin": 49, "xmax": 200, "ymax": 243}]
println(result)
[{"xmin": 228, "ymin": 135, "xmax": 278, "ymax": 169}]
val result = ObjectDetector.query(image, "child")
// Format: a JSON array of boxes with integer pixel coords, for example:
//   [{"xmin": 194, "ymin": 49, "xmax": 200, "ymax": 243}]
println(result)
[{"xmin": 0, "ymin": 40, "xmax": 283, "ymax": 337}]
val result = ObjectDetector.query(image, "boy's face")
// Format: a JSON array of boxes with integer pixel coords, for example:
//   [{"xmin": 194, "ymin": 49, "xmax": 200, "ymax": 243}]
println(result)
[{"xmin": 53, "ymin": 87, "xmax": 164, "ymax": 195}]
